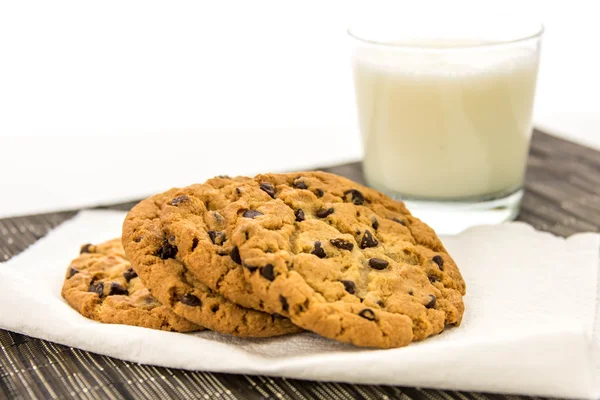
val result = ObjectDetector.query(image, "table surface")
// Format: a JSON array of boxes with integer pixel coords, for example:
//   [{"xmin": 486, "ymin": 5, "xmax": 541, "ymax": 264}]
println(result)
[{"xmin": 1, "ymin": 129, "xmax": 599, "ymax": 400}]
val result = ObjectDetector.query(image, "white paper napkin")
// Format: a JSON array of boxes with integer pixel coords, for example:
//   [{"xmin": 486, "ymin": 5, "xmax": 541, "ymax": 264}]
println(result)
[{"xmin": 0, "ymin": 211, "xmax": 598, "ymax": 398}]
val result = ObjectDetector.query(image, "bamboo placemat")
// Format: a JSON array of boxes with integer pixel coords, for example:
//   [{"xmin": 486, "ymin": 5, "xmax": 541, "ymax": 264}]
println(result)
[{"xmin": 1, "ymin": 129, "xmax": 598, "ymax": 399}]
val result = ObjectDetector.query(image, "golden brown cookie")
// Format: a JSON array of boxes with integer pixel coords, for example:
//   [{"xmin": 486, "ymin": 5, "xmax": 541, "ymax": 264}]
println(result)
[
  {"xmin": 61, "ymin": 239, "xmax": 200, "ymax": 332},
  {"xmin": 122, "ymin": 187, "xmax": 302, "ymax": 338},
  {"xmin": 155, "ymin": 172, "xmax": 466, "ymax": 348}
]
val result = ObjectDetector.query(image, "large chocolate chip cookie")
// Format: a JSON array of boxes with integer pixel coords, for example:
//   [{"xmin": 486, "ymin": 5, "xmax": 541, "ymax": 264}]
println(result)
[
  {"xmin": 156, "ymin": 172, "xmax": 465, "ymax": 348},
  {"xmin": 61, "ymin": 239, "xmax": 201, "ymax": 332}
]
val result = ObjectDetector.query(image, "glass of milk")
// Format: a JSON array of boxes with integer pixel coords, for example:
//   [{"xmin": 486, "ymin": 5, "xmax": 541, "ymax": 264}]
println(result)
[{"xmin": 349, "ymin": 13, "xmax": 543, "ymax": 234}]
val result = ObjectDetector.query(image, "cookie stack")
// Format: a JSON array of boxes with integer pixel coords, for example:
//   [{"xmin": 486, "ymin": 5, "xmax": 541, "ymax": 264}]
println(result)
[{"xmin": 62, "ymin": 172, "xmax": 466, "ymax": 348}]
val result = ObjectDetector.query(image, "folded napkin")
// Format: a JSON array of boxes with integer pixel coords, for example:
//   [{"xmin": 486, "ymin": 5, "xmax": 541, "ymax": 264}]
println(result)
[{"xmin": 0, "ymin": 211, "xmax": 598, "ymax": 398}]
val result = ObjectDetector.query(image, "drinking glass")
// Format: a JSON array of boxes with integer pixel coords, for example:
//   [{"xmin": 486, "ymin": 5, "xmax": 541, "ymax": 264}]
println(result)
[{"xmin": 349, "ymin": 13, "xmax": 543, "ymax": 234}]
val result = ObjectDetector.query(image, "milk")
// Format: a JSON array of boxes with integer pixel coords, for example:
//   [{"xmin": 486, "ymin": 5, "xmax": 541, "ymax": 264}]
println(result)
[{"xmin": 353, "ymin": 42, "xmax": 540, "ymax": 200}]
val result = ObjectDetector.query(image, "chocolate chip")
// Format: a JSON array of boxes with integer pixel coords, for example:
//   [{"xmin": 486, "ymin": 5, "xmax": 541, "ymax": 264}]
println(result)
[
  {"xmin": 368, "ymin": 258, "xmax": 389, "ymax": 270},
  {"xmin": 311, "ymin": 241, "xmax": 326, "ymax": 258},
  {"xmin": 244, "ymin": 264, "xmax": 258, "ymax": 273},
  {"xmin": 260, "ymin": 264, "xmax": 275, "ymax": 281},
  {"xmin": 341, "ymin": 280, "xmax": 356, "ymax": 294},
  {"xmin": 260, "ymin": 182, "xmax": 276, "ymax": 198},
  {"xmin": 315, "ymin": 188, "xmax": 324, "ymax": 198},
  {"xmin": 80, "ymin": 244, "xmax": 94, "ymax": 254},
  {"xmin": 295, "ymin": 209, "xmax": 305, "ymax": 222},
  {"xmin": 235, "ymin": 187, "xmax": 242, "ymax": 195},
  {"xmin": 156, "ymin": 239, "xmax": 178, "ymax": 260},
  {"xmin": 358, "ymin": 308, "xmax": 376, "ymax": 321},
  {"xmin": 359, "ymin": 230, "xmax": 378, "ymax": 249},
  {"xmin": 243, "ymin": 209, "xmax": 263, "ymax": 219},
  {"xmin": 391, "ymin": 217, "xmax": 406, "ymax": 226},
  {"xmin": 123, "ymin": 268, "xmax": 137, "ymax": 282},
  {"xmin": 181, "ymin": 293, "xmax": 202, "ymax": 307},
  {"xmin": 108, "ymin": 282, "xmax": 128, "ymax": 296},
  {"xmin": 295, "ymin": 303, "xmax": 307, "ymax": 313},
  {"xmin": 230, "ymin": 246, "xmax": 242, "ymax": 265},
  {"xmin": 376, "ymin": 300, "xmax": 385, "ymax": 307},
  {"xmin": 294, "ymin": 180, "xmax": 308, "ymax": 189},
  {"xmin": 432, "ymin": 255, "xmax": 444, "ymax": 270},
  {"xmin": 425, "ymin": 295, "xmax": 436, "ymax": 309},
  {"xmin": 344, "ymin": 189, "xmax": 365, "ymax": 205},
  {"xmin": 211, "ymin": 305, "xmax": 220, "ymax": 313},
  {"xmin": 408, "ymin": 290, "xmax": 414, "ymax": 296},
  {"xmin": 330, "ymin": 239, "xmax": 354, "ymax": 251},
  {"xmin": 169, "ymin": 195, "xmax": 189, "ymax": 206},
  {"xmin": 67, "ymin": 267, "xmax": 79, "ymax": 278},
  {"xmin": 279, "ymin": 295, "xmax": 289, "ymax": 312},
  {"xmin": 89, "ymin": 282, "xmax": 103, "ymax": 296},
  {"xmin": 429, "ymin": 275, "xmax": 440, "ymax": 283},
  {"xmin": 208, "ymin": 230, "xmax": 226, "ymax": 245},
  {"xmin": 316, "ymin": 207, "xmax": 334, "ymax": 218},
  {"xmin": 191, "ymin": 237, "xmax": 199, "ymax": 251},
  {"xmin": 133, "ymin": 237, "xmax": 142, "ymax": 243},
  {"xmin": 371, "ymin": 218, "xmax": 379, "ymax": 230}
]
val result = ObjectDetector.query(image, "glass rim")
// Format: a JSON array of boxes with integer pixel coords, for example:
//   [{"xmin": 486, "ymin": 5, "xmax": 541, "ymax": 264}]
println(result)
[{"xmin": 347, "ymin": 22, "xmax": 544, "ymax": 50}]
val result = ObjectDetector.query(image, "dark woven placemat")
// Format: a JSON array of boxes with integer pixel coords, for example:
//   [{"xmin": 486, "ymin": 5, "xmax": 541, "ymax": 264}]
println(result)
[{"xmin": 1, "ymin": 130, "xmax": 598, "ymax": 399}]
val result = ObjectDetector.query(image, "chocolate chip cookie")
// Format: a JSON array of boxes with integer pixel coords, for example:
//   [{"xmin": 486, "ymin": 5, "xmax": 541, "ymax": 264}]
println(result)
[
  {"xmin": 61, "ymin": 239, "xmax": 200, "ymax": 332},
  {"xmin": 156, "ymin": 172, "xmax": 465, "ymax": 348},
  {"xmin": 122, "ymin": 187, "xmax": 301, "ymax": 338}
]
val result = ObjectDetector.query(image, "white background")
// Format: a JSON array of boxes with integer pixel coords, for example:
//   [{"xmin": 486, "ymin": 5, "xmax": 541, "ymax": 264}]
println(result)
[{"xmin": 0, "ymin": 0, "xmax": 599, "ymax": 218}]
